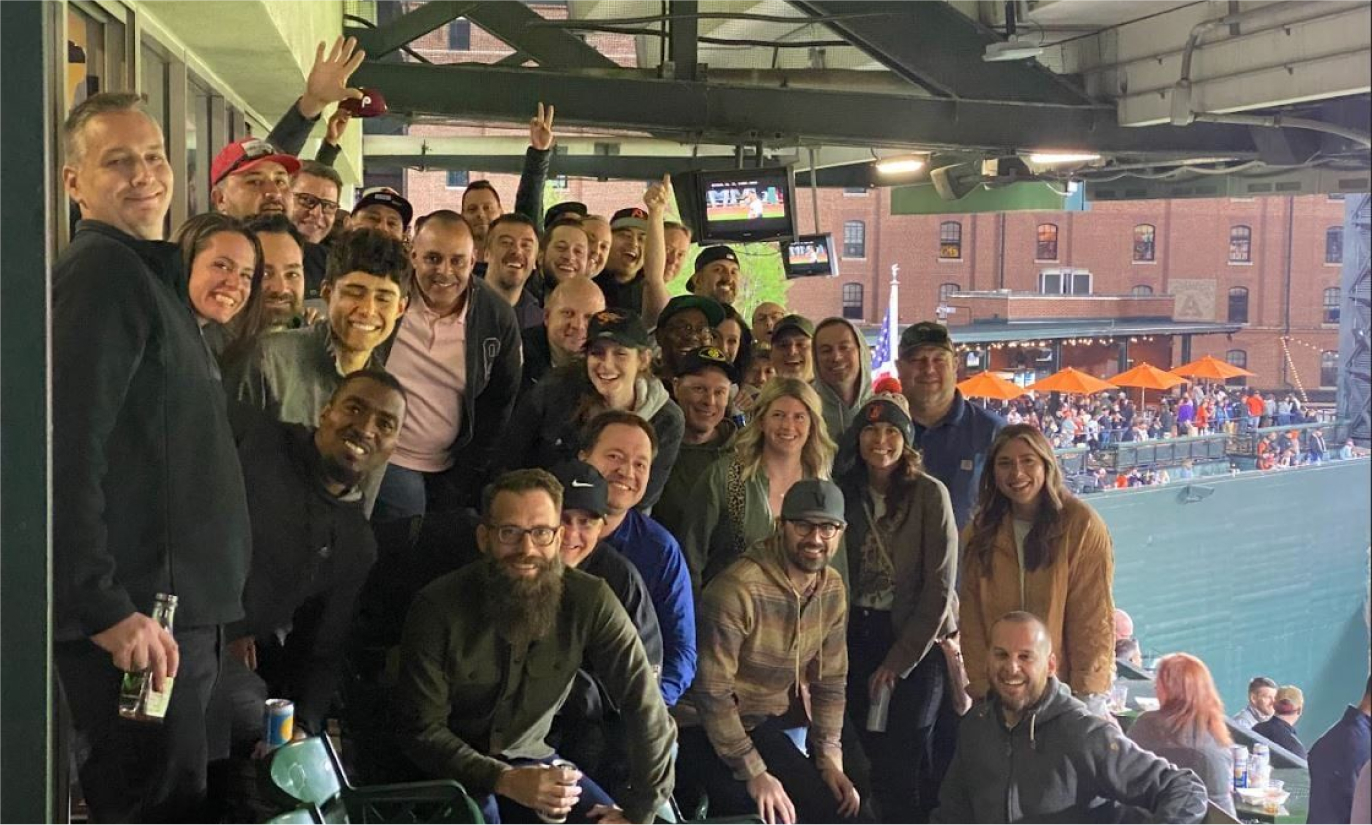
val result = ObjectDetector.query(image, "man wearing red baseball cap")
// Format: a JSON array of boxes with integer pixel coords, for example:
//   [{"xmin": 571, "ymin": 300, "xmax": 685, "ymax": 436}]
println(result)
[{"xmin": 210, "ymin": 137, "xmax": 302, "ymax": 220}]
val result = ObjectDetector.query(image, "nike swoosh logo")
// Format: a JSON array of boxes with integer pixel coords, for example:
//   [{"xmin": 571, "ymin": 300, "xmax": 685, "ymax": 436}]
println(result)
[{"xmin": 571, "ymin": 481, "xmax": 593, "ymax": 488}]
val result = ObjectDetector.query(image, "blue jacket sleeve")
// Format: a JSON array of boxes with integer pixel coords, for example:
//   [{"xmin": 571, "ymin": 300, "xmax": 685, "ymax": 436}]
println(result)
[{"xmin": 654, "ymin": 530, "xmax": 697, "ymax": 706}]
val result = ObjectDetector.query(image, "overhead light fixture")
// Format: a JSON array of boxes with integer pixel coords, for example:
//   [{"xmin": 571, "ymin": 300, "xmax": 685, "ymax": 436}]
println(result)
[
  {"xmin": 1027, "ymin": 152, "xmax": 1102, "ymax": 164},
  {"xmin": 875, "ymin": 155, "xmax": 926, "ymax": 176},
  {"xmin": 983, "ymin": 41, "xmax": 1044, "ymax": 62}
]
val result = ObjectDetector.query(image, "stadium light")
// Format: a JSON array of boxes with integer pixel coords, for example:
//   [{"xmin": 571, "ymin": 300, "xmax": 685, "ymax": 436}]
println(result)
[{"xmin": 875, "ymin": 155, "xmax": 927, "ymax": 176}]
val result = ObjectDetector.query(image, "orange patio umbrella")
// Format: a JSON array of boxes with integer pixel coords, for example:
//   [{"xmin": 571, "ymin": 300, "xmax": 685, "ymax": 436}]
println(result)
[
  {"xmin": 1110, "ymin": 362, "xmax": 1187, "ymax": 408},
  {"xmin": 957, "ymin": 372, "xmax": 1027, "ymax": 401},
  {"xmin": 1171, "ymin": 354, "xmax": 1257, "ymax": 381},
  {"xmin": 1027, "ymin": 367, "xmax": 1118, "ymax": 395}
]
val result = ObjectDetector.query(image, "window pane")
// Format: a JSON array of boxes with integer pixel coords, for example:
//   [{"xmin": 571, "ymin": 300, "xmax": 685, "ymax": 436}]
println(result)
[
  {"xmin": 446, "ymin": 169, "xmax": 470, "ymax": 188},
  {"xmin": 939, "ymin": 282, "xmax": 960, "ymax": 302},
  {"xmin": 1131, "ymin": 284, "xmax": 1153, "ymax": 296},
  {"xmin": 939, "ymin": 221, "xmax": 962, "ymax": 259},
  {"xmin": 448, "ymin": 20, "xmax": 471, "ymax": 51},
  {"xmin": 1036, "ymin": 224, "xmax": 1058, "ymax": 260},
  {"xmin": 1071, "ymin": 272, "xmax": 1091, "ymax": 295},
  {"xmin": 66, "ymin": 7, "xmax": 107, "ymax": 110},
  {"xmin": 187, "ymin": 77, "xmax": 212, "ymax": 217},
  {"xmin": 1324, "ymin": 287, "xmax": 1341, "ymax": 323},
  {"xmin": 843, "ymin": 220, "xmax": 865, "ymax": 258},
  {"xmin": 140, "ymin": 43, "xmax": 169, "ymax": 131},
  {"xmin": 1133, "ymin": 224, "xmax": 1155, "ymax": 262},
  {"xmin": 1040, "ymin": 272, "xmax": 1061, "ymax": 294},
  {"xmin": 1228, "ymin": 287, "xmax": 1249, "ymax": 323},
  {"xmin": 842, "ymin": 283, "xmax": 863, "ymax": 319},
  {"xmin": 1326, "ymin": 227, "xmax": 1343, "ymax": 264},
  {"xmin": 1229, "ymin": 225, "xmax": 1252, "ymax": 263},
  {"xmin": 1226, "ymin": 349, "xmax": 1248, "ymax": 386},
  {"xmin": 1321, "ymin": 351, "xmax": 1339, "ymax": 386}
]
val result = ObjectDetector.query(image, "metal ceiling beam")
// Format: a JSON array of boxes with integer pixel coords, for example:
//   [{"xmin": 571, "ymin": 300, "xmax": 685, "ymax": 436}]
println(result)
[
  {"xmin": 463, "ymin": 1, "xmax": 619, "ymax": 68},
  {"xmin": 788, "ymin": 0, "xmax": 1094, "ymax": 105},
  {"xmin": 347, "ymin": 1, "xmax": 478, "ymax": 59},
  {"xmin": 669, "ymin": 0, "xmax": 699, "ymax": 81},
  {"xmin": 363, "ymin": 154, "xmax": 787, "ymax": 179},
  {"xmin": 352, "ymin": 60, "xmax": 1261, "ymax": 156}
]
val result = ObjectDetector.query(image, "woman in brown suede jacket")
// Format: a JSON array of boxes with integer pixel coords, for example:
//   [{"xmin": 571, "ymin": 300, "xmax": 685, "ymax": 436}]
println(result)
[{"xmin": 959, "ymin": 423, "xmax": 1116, "ymax": 711}]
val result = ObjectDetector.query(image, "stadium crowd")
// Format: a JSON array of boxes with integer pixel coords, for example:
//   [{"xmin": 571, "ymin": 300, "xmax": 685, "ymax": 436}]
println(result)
[{"xmin": 52, "ymin": 39, "xmax": 1371, "ymax": 825}]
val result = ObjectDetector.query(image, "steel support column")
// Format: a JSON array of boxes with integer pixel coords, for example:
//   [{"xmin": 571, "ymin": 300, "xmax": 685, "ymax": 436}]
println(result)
[
  {"xmin": 0, "ymin": 1, "xmax": 56, "ymax": 822},
  {"xmin": 669, "ymin": 0, "xmax": 698, "ymax": 81},
  {"xmin": 464, "ymin": 2, "xmax": 618, "ymax": 68},
  {"xmin": 1338, "ymin": 193, "xmax": 1371, "ymax": 444},
  {"xmin": 347, "ymin": 1, "xmax": 479, "ymax": 59}
]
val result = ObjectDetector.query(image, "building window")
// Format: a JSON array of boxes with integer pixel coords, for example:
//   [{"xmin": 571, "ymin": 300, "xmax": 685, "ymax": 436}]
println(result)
[
  {"xmin": 1227, "ymin": 287, "xmax": 1249, "ymax": 323},
  {"xmin": 842, "ymin": 282, "xmax": 864, "ymax": 320},
  {"xmin": 1329, "ymin": 192, "xmax": 1347, "ymax": 201},
  {"xmin": 551, "ymin": 175, "xmax": 569, "ymax": 190},
  {"xmin": 939, "ymin": 221, "xmax": 962, "ymax": 260},
  {"xmin": 842, "ymin": 186, "xmax": 868, "ymax": 196},
  {"xmin": 445, "ymin": 170, "xmax": 469, "ymax": 189},
  {"xmin": 1039, "ymin": 268, "xmax": 1091, "ymax": 295},
  {"xmin": 1326, "ymin": 226, "xmax": 1343, "ymax": 264},
  {"xmin": 1133, "ymin": 224, "xmax": 1156, "ymax": 262},
  {"xmin": 1321, "ymin": 351, "xmax": 1339, "ymax": 387},
  {"xmin": 1226, "ymin": 349, "xmax": 1249, "ymax": 386},
  {"xmin": 1229, "ymin": 225, "xmax": 1252, "ymax": 263},
  {"xmin": 1131, "ymin": 284, "xmax": 1154, "ymax": 296},
  {"xmin": 938, "ymin": 282, "xmax": 961, "ymax": 303},
  {"xmin": 1324, "ymin": 287, "xmax": 1341, "ymax": 324},
  {"xmin": 843, "ymin": 220, "xmax": 866, "ymax": 258},
  {"xmin": 448, "ymin": 19, "xmax": 471, "ymax": 50},
  {"xmin": 1036, "ymin": 223, "xmax": 1059, "ymax": 261}
]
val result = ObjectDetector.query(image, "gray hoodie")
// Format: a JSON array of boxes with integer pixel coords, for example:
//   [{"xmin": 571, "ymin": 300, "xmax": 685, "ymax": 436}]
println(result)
[
  {"xmin": 812, "ymin": 317, "xmax": 873, "ymax": 444},
  {"xmin": 934, "ymin": 678, "xmax": 1209, "ymax": 824}
]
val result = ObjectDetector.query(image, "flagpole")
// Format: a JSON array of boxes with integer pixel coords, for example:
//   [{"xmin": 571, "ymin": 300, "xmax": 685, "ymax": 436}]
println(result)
[{"xmin": 887, "ymin": 263, "xmax": 900, "ymax": 363}]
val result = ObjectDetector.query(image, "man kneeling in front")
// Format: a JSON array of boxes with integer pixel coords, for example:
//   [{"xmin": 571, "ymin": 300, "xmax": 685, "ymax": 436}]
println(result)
[
  {"xmin": 395, "ymin": 468, "xmax": 674, "ymax": 824},
  {"xmin": 933, "ymin": 611, "xmax": 1208, "ymax": 823}
]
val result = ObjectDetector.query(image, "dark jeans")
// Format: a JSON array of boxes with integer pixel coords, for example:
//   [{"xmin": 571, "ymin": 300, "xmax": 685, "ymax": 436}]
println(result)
[
  {"xmin": 847, "ymin": 607, "xmax": 948, "ymax": 824},
  {"xmin": 473, "ymin": 755, "xmax": 616, "ymax": 824},
  {"xmin": 56, "ymin": 625, "xmax": 221, "ymax": 823},
  {"xmin": 373, "ymin": 462, "xmax": 475, "ymax": 524},
  {"xmin": 677, "ymin": 718, "xmax": 863, "ymax": 824}
]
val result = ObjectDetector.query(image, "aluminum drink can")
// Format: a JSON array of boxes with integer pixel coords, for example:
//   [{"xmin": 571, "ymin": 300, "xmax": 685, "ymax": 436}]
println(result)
[
  {"xmin": 264, "ymin": 698, "xmax": 295, "ymax": 748},
  {"xmin": 866, "ymin": 683, "xmax": 892, "ymax": 733},
  {"xmin": 1231, "ymin": 744, "xmax": 1249, "ymax": 789}
]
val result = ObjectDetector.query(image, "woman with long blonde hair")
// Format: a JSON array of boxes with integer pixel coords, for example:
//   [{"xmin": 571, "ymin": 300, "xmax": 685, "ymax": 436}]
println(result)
[
  {"xmin": 959, "ymin": 424, "xmax": 1116, "ymax": 707},
  {"xmin": 1129, "ymin": 653, "xmax": 1237, "ymax": 815},
  {"xmin": 680, "ymin": 377, "xmax": 837, "ymax": 592}
]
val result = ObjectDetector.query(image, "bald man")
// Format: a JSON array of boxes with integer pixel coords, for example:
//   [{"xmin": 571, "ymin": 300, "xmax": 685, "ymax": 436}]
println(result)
[
  {"xmin": 521, "ymin": 277, "xmax": 607, "ymax": 396},
  {"xmin": 933, "ymin": 612, "xmax": 1206, "ymax": 824}
]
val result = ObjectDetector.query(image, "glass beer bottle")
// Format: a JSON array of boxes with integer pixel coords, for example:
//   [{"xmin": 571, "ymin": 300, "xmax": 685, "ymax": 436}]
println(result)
[{"xmin": 117, "ymin": 593, "xmax": 178, "ymax": 722}]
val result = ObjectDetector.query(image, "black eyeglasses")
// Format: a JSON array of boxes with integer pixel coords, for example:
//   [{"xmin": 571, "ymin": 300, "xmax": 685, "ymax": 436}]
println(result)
[
  {"xmin": 787, "ymin": 520, "xmax": 843, "ymax": 539},
  {"xmin": 294, "ymin": 192, "xmax": 340, "ymax": 215},
  {"xmin": 489, "ymin": 524, "xmax": 559, "ymax": 546}
]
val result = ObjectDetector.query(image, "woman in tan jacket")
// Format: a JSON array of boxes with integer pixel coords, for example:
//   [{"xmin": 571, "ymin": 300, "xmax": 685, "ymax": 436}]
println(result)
[{"xmin": 959, "ymin": 424, "xmax": 1116, "ymax": 710}]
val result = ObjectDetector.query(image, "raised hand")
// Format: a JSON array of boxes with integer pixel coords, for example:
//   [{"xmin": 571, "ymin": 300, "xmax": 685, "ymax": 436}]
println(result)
[
  {"xmin": 643, "ymin": 174, "xmax": 672, "ymax": 214},
  {"xmin": 300, "ymin": 36, "xmax": 367, "ymax": 119},
  {"xmin": 530, "ymin": 102, "xmax": 556, "ymax": 151},
  {"xmin": 325, "ymin": 108, "xmax": 353, "ymax": 146}
]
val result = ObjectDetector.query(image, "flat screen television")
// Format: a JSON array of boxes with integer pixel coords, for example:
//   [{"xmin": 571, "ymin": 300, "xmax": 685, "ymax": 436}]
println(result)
[
  {"xmin": 686, "ymin": 166, "xmax": 796, "ymax": 244},
  {"xmin": 782, "ymin": 233, "xmax": 838, "ymax": 278}
]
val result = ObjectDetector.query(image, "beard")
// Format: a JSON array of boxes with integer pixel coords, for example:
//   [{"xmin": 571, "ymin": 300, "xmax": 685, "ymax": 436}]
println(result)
[{"xmin": 483, "ymin": 554, "xmax": 566, "ymax": 648}]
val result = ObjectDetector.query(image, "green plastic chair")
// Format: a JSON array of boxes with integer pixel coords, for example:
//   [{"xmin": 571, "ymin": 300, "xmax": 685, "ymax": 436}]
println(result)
[{"xmin": 267, "ymin": 736, "xmax": 484, "ymax": 823}]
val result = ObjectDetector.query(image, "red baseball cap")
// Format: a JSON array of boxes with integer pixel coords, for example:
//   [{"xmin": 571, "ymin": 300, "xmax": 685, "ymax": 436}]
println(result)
[
  {"xmin": 210, "ymin": 138, "xmax": 301, "ymax": 187},
  {"xmin": 337, "ymin": 88, "xmax": 388, "ymax": 118}
]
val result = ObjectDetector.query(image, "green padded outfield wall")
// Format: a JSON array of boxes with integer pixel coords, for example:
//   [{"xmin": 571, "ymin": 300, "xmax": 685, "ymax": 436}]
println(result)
[{"xmin": 1090, "ymin": 459, "xmax": 1371, "ymax": 738}]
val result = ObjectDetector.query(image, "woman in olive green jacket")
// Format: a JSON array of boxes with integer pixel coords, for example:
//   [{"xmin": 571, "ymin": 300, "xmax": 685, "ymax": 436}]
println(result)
[
  {"xmin": 679, "ymin": 378, "xmax": 836, "ymax": 593},
  {"xmin": 837, "ymin": 395, "xmax": 959, "ymax": 823}
]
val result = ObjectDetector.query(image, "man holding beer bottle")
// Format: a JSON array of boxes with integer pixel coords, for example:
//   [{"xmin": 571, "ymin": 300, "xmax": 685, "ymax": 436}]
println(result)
[{"xmin": 53, "ymin": 92, "xmax": 252, "ymax": 822}]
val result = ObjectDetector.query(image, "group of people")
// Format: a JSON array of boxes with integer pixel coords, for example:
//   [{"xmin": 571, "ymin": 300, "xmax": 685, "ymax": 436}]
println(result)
[{"xmin": 51, "ymin": 35, "xmax": 1368, "ymax": 825}]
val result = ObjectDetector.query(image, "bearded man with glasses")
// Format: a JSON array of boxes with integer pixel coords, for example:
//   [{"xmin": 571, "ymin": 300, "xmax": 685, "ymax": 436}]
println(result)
[
  {"xmin": 395, "ymin": 468, "xmax": 675, "ymax": 825},
  {"xmin": 675, "ymin": 479, "xmax": 868, "ymax": 825}
]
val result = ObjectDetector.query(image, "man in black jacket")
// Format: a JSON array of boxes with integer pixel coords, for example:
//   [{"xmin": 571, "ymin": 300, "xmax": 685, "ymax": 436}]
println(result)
[
  {"xmin": 211, "ymin": 371, "xmax": 405, "ymax": 756},
  {"xmin": 934, "ymin": 612, "xmax": 1208, "ymax": 824},
  {"xmin": 54, "ymin": 91, "xmax": 253, "ymax": 823}
]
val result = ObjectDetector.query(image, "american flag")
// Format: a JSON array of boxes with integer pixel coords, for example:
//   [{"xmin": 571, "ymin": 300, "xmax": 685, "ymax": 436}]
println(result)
[{"xmin": 872, "ymin": 264, "xmax": 900, "ymax": 381}]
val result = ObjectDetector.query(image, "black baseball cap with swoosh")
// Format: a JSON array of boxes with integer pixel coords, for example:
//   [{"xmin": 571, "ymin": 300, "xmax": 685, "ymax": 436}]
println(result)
[{"xmin": 551, "ymin": 460, "xmax": 609, "ymax": 518}]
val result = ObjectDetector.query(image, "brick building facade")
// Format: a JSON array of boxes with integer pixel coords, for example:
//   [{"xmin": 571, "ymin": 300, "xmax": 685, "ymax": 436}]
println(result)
[{"xmin": 393, "ymin": 6, "xmax": 1348, "ymax": 396}]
